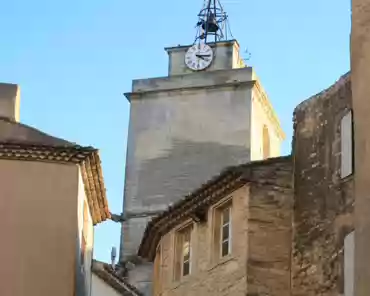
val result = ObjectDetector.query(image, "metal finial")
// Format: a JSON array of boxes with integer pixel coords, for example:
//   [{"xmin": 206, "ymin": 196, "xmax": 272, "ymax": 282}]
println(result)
[{"xmin": 194, "ymin": 0, "xmax": 233, "ymax": 44}]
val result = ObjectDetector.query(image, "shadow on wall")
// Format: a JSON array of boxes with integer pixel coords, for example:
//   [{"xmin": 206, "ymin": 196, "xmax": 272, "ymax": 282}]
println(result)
[
  {"xmin": 75, "ymin": 234, "xmax": 86, "ymax": 296},
  {"xmin": 130, "ymin": 138, "xmax": 251, "ymax": 209},
  {"xmin": 75, "ymin": 229, "xmax": 93, "ymax": 296}
]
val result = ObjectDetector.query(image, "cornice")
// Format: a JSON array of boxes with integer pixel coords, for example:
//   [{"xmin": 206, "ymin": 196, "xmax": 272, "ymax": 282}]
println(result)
[{"xmin": 124, "ymin": 80, "xmax": 255, "ymax": 102}]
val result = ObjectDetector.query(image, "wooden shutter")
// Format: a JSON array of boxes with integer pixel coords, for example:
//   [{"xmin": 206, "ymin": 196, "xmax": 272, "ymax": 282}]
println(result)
[{"xmin": 341, "ymin": 110, "xmax": 353, "ymax": 178}]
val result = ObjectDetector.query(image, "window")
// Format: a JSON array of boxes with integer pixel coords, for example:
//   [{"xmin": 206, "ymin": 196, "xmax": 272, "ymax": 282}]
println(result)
[
  {"xmin": 213, "ymin": 202, "xmax": 232, "ymax": 261},
  {"xmin": 341, "ymin": 110, "xmax": 354, "ymax": 178},
  {"xmin": 182, "ymin": 230, "xmax": 191, "ymax": 276},
  {"xmin": 174, "ymin": 225, "xmax": 192, "ymax": 280},
  {"xmin": 262, "ymin": 125, "xmax": 270, "ymax": 159},
  {"xmin": 221, "ymin": 207, "xmax": 231, "ymax": 257}
]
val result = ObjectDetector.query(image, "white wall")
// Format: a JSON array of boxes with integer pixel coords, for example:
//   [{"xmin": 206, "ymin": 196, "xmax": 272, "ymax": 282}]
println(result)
[{"xmin": 91, "ymin": 274, "xmax": 121, "ymax": 296}]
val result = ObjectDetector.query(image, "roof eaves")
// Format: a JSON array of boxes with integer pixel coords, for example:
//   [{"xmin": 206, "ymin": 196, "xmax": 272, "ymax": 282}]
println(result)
[{"xmin": 87, "ymin": 151, "xmax": 110, "ymax": 224}]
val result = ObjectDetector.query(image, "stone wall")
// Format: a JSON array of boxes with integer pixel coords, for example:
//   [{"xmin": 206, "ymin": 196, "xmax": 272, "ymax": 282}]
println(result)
[
  {"xmin": 149, "ymin": 156, "xmax": 293, "ymax": 296},
  {"xmin": 157, "ymin": 185, "xmax": 249, "ymax": 296},
  {"xmin": 292, "ymin": 73, "xmax": 354, "ymax": 296},
  {"xmin": 351, "ymin": 1, "xmax": 370, "ymax": 294},
  {"xmin": 247, "ymin": 159, "xmax": 293, "ymax": 296}
]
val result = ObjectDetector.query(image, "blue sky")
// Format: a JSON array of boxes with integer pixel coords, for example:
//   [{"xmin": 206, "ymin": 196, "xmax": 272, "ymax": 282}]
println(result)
[{"xmin": 0, "ymin": 0, "xmax": 350, "ymax": 263}]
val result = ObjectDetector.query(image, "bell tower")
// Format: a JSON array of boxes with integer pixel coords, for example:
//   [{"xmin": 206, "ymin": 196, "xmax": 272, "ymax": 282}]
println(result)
[
  {"xmin": 119, "ymin": 1, "xmax": 285, "ymax": 287},
  {"xmin": 166, "ymin": 0, "xmax": 245, "ymax": 76}
]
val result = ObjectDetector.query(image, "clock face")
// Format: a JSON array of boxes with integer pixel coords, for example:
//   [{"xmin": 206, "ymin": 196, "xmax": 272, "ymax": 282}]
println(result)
[{"xmin": 185, "ymin": 43, "xmax": 214, "ymax": 71}]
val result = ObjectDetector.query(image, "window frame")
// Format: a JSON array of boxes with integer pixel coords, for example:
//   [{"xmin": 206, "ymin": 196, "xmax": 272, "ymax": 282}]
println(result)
[
  {"xmin": 181, "ymin": 229, "xmax": 191, "ymax": 277},
  {"xmin": 174, "ymin": 223, "xmax": 193, "ymax": 281},
  {"xmin": 220, "ymin": 206, "xmax": 232, "ymax": 258},
  {"xmin": 212, "ymin": 198, "xmax": 233, "ymax": 263}
]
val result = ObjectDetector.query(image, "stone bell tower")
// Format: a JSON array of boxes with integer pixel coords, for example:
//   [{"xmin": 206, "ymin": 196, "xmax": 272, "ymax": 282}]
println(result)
[{"xmin": 120, "ymin": 0, "xmax": 285, "ymax": 270}]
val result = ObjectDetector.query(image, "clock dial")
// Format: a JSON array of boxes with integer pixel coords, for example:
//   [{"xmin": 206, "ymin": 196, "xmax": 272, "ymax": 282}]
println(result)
[{"xmin": 184, "ymin": 43, "xmax": 214, "ymax": 71}]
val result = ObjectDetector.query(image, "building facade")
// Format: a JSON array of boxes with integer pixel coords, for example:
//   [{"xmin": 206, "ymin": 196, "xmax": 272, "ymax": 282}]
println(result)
[
  {"xmin": 350, "ymin": 0, "xmax": 370, "ymax": 294},
  {"xmin": 292, "ymin": 73, "xmax": 354, "ymax": 295},
  {"xmin": 136, "ymin": 73, "xmax": 355, "ymax": 296},
  {"xmin": 118, "ymin": 2, "xmax": 359, "ymax": 295},
  {"xmin": 139, "ymin": 157, "xmax": 292, "ymax": 296},
  {"xmin": 121, "ymin": 39, "xmax": 285, "ymax": 263},
  {"xmin": 0, "ymin": 83, "xmax": 110, "ymax": 296}
]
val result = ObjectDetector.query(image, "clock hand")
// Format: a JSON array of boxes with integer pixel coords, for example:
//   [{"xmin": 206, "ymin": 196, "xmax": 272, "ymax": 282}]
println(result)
[{"xmin": 196, "ymin": 54, "xmax": 211, "ymax": 61}]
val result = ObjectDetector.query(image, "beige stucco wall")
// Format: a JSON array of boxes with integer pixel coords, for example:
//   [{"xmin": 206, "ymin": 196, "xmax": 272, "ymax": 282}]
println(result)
[
  {"xmin": 0, "ymin": 159, "xmax": 79, "ymax": 296},
  {"xmin": 155, "ymin": 185, "xmax": 249, "ymax": 296},
  {"xmin": 91, "ymin": 274, "xmax": 121, "ymax": 296}
]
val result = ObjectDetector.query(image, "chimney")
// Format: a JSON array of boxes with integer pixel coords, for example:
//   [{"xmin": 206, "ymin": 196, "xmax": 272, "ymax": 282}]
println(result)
[{"xmin": 0, "ymin": 83, "xmax": 20, "ymax": 122}]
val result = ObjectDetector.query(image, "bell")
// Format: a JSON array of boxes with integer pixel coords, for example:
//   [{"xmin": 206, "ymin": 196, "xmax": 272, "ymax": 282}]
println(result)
[{"xmin": 201, "ymin": 12, "xmax": 219, "ymax": 33}]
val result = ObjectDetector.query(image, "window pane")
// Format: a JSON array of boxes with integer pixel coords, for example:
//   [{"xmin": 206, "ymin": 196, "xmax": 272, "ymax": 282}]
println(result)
[
  {"xmin": 222, "ymin": 224, "xmax": 229, "ymax": 241},
  {"xmin": 222, "ymin": 240, "xmax": 229, "ymax": 257},
  {"xmin": 222, "ymin": 208, "xmax": 230, "ymax": 224},
  {"xmin": 183, "ymin": 240, "xmax": 190, "ymax": 258},
  {"xmin": 183, "ymin": 261, "xmax": 190, "ymax": 276},
  {"xmin": 179, "ymin": 227, "xmax": 192, "ymax": 278}
]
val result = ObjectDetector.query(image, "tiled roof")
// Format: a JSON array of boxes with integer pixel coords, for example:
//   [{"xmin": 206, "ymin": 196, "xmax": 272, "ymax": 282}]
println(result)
[
  {"xmin": 138, "ymin": 155, "xmax": 292, "ymax": 261},
  {"xmin": 92, "ymin": 260, "xmax": 142, "ymax": 296},
  {"xmin": 0, "ymin": 118, "xmax": 110, "ymax": 224}
]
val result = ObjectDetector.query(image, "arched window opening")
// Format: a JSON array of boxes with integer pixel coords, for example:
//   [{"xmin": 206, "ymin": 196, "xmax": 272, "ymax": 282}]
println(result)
[{"xmin": 262, "ymin": 125, "xmax": 270, "ymax": 159}]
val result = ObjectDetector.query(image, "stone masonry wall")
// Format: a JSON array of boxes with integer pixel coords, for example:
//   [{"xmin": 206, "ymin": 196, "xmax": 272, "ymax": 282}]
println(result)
[
  {"xmin": 158, "ymin": 185, "xmax": 250, "ymax": 296},
  {"xmin": 351, "ymin": 1, "xmax": 370, "ymax": 294},
  {"xmin": 292, "ymin": 73, "xmax": 354, "ymax": 296},
  {"xmin": 247, "ymin": 156, "xmax": 293, "ymax": 296}
]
